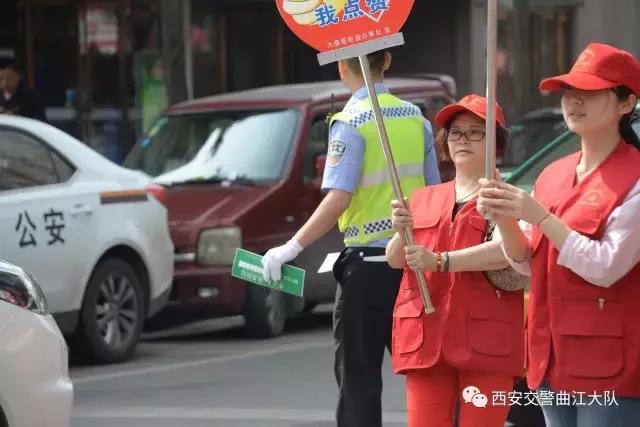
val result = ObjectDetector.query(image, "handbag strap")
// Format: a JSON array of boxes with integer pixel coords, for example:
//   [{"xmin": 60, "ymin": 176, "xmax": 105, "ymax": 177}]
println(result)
[{"xmin": 484, "ymin": 221, "xmax": 496, "ymax": 243}]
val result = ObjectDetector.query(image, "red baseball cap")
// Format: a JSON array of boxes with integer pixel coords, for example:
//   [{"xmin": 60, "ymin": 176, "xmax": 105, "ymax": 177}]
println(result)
[
  {"xmin": 539, "ymin": 43, "xmax": 640, "ymax": 95},
  {"xmin": 435, "ymin": 94, "xmax": 506, "ymax": 128}
]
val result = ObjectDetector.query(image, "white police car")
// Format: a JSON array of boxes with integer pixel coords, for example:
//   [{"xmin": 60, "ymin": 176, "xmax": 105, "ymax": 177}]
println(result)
[
  {"xmin": 0, "ymin": 259, "xmax": 73, "ymax": 427},
  {"xmin": 0, "ymin": 115, "xmax": 173, "ymax": 363}
]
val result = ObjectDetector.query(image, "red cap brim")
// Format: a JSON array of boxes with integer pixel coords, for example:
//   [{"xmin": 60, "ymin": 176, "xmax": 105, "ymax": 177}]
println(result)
[
  {"xmin": 435, "ymin": 105, "xmax": 482, "ymax": 128},
  {"xmin": 435, "ymin": 104, "xmax": 506, "ymax": 128},
  {"xmin": 539, "ymin": 71, "xmax": 618, "ymax": 92}
]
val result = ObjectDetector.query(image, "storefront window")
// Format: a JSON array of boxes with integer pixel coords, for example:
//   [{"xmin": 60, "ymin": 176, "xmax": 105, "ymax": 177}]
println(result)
[
  {"xmin": 190, "ymin": 0, "xmax": 221, "ymax": 97},
  {"xmin": 31, "ymin": 1, "xmax": 77, "ymax": 107},
  {"xmin": 72, "ymin": 0, "xmax": 164, "ymax": 158},
  {"xmin": 497, "ymin": 2, "xmax": 574, "ymax": 119}
]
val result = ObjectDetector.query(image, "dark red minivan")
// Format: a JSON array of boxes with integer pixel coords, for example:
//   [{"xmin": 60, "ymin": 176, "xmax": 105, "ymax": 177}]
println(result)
[{"xmin": 125, "ymin": 78, "xmax": 455, "ymax": 337}]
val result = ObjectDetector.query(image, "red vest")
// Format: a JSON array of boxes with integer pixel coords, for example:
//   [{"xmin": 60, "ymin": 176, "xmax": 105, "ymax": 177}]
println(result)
[
  {"xmin": 392, "ymin": 181, "xmax": 524, "ymax": 377},
  {"xmin": 528, "ymin": 142, "xmax": 640, "ymax": 396}
]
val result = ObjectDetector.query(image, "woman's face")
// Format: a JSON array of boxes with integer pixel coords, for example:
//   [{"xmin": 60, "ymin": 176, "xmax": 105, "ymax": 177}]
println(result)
[
  {"xmin": 561, "ymin": 87, "xmax": 634, "ymax": 136},
  {"xmin": 447, "ymin": 112, "xmax": 486, "ymax": 172}
]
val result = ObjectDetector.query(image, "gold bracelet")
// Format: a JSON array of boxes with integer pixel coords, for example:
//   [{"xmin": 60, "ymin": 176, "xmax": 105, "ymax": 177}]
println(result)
[{"xmin": 537, "ymin": 212, "xmax": 552, "ymax": 226}]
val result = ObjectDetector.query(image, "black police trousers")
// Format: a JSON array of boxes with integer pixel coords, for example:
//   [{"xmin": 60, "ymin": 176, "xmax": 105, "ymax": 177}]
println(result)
[{"xmin": 332, "ymin": 246, "xmax": 402, "ymax": 427}]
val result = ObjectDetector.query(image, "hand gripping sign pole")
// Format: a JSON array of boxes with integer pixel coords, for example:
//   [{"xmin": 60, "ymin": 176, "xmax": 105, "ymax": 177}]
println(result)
[
  {"xmin": 276, "ymin": 0, "xmax": 434, "ymax": 314},
  {"xmin": 359, "ymin": 55, "xmax": 434, "ymax": 314}
]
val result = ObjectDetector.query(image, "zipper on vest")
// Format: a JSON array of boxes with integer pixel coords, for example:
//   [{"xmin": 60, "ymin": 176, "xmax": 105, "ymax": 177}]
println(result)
[
  {"xmin": 496, "ymin": 289, "xmax": 502, "ymax": 299},
  {"xmin": 598, "ymin": 298, "xmax": 605, "ymax": 311}
]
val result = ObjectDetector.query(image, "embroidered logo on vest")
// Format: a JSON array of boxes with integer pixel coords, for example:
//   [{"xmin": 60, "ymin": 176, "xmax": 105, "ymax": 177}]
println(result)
[{"xmin": 579, "ymin": 189, "xmax": 604, "ymax": 208}]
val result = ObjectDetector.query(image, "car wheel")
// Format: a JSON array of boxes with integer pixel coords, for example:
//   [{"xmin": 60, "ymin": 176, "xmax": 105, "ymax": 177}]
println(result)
[
  {"xmin": 243, "ymin": 285, "xmax": 286, "ymax": 338},
  {"xmin": 74, "ymin": 258, "xmax": 145, "ymax": 363},
  {"xmin": 302, "ymin": 301, "xmax": 318, "ymax": 313},
  {"xmin": 0, "ymin": 407, "xmax": 7, "ymax": 427}
]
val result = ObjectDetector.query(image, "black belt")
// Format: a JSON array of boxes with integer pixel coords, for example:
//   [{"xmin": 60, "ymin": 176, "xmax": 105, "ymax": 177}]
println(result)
[{"xmin": 342, "ymin": 246, "xmax": 387, "ymax": 262}]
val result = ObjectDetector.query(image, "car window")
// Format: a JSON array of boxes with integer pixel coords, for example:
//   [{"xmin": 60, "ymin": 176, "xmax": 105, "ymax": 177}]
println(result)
[
  {"xmin": 502, "ymin": 118, "xmax": 566, "ymax": 168},
  {"xmin": 0, "ymin": 128, "xmax": 75, "ymax": 191},
  {"xmin": 125, "ymin": 109, "xmax": 299, "ymax": 184},
  {"xmin": 52, "ymin": 154, "xmax": 75, "ymax": 182},
  {"xmin": 510, "ymin": 133, "xmax": 581, "ymax": 190},
  {"xmin": 304, "ymin": 116, "xmax": 329, "ymax": 181},
  {"xmin": 429, "ymin": 97, "xmax": 449, "ymax": 120},
  {"xmin": 510, "ymin": 109, "xmax": 640, "ymax": 191}
]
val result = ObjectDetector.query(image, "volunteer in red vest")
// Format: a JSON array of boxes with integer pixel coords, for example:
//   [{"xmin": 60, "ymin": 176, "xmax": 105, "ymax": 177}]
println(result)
[
  {"xmin": 478, "ymin": 42, "xmax": 640, "ymax": 426},
  {"xmin": 386, "ymin": 95, "xmax": 524, "ymax": 427}
]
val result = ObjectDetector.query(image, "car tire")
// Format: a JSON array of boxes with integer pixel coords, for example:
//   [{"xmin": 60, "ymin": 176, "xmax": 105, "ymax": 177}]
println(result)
[
  {"xmin": 0, "ymin": 407, "xmax": 7, "ymax": 427},
  {"xmin": 302, "ymin": 301, "xmax": 318, "ymax": 313},
  {"xmin": 74, "ymin": 258, "xmax": 145, "ymax": 363},
  {"xmin": 243, "ymin": 285, "xmax": 287, "ymax": 338}
]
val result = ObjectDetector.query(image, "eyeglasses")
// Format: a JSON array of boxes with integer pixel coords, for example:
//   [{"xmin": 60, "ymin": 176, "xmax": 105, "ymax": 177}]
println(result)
[{"xmin": 446, "ymin": 129, "xmax": 486, "ymax": 142}]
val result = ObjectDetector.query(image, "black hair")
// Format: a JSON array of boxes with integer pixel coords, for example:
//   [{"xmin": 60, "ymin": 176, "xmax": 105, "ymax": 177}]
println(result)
[
  {"xmin": 344, "ymin": 50, "xmax": 388, "ymax": 77},
  {"xmin": 612, "ymin": 86, "xmax": 640, "ymax": 149},
  {"xmin": 0, "ymin": 56, "xmax": 25, "ymax": 75}
]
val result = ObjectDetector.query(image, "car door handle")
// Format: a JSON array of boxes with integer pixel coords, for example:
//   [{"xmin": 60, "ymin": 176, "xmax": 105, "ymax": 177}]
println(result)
[{"xmin": 70, "ymin": 204, "xmax": 93, "ymax": 217}]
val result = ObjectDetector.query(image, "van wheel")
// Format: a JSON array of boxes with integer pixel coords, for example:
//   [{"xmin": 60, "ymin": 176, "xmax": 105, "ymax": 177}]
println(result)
[
  {"xmin": 0, "ymin": 406, "xmax": 7, "ymax": 427},
  {"xmin": 303, "ymin": 301, "xmax": 318, "ymax": 313},
  {"xmin": 243, "ymin": 285, "xmax": 286, "ymax": 338},
  {"xmin": 74, "ymin": 258, "xmax": 145, "ymax": 363}
]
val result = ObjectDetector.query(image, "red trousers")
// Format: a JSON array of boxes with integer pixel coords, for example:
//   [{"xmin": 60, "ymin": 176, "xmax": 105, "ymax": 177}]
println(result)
[{"xmin": 405, "ymin": 358, "xmax": 515, "ymax": 427}]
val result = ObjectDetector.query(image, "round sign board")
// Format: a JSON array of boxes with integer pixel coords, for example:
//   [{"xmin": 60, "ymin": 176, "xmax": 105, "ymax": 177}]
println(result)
[{"xmin": 276, "ymin": 0, "xmax": 414, "ymax": 53}]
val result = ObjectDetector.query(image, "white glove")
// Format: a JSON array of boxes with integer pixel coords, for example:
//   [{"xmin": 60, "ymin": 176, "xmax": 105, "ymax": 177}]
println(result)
[{"xmin": 262, "ymin": 238, "xmax": 304, "ymax": 282}]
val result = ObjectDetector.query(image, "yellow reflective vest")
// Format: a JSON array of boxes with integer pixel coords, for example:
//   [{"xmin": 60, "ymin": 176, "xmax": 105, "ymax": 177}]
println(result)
[{"xmin": 331, "ymin": 93, "xmax": 426, "ymax": 245}]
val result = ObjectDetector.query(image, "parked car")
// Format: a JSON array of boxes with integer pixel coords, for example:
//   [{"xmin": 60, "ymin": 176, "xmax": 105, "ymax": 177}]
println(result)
[
  {"xmin": 0, "ymin": 259, "xmax": 73, "ymax": 427},
  {"xmin": 0, "ymin": 115, "xmax": 174, "ymax": 363},
  {"xmin": 507, "ymin": 103, "xmax": 640, "ymax": 191},
  {"xmin": 124, "ymin": 78, "xmax": 455, "ymax": 337},
  {"xmin": 499, "ymin": 107, "xmax": 566, "ymax": 177}
]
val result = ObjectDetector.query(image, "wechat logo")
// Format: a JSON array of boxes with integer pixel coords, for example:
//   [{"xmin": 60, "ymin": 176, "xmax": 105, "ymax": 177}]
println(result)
[{"xmin": 462, "ymin": 385, "xmax": 488, "ymax": 408}]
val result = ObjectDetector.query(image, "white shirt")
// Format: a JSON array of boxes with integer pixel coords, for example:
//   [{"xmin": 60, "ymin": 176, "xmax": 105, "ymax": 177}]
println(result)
[{"xmin": 504, "ymin": 180, "xmax": 640, "ymax": 287}]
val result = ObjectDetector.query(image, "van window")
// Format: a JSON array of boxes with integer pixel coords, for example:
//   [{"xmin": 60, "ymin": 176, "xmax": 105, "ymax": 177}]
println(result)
[
  {"xmin": 429, "ymin": 97, "xmax": 449, "ymax": 121},
  {"xmin": 125, "ymin": 109, "xmax": 300, "ymax": 185},
  {"xmin": 304, "ymin": 116, "xmax": 329, "ymax": 181}
]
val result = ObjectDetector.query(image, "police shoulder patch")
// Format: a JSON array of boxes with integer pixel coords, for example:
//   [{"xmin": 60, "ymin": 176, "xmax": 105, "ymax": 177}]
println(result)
[{"xmin": 327, "ymin": 140, "xmax": 347, "ymax": 167}]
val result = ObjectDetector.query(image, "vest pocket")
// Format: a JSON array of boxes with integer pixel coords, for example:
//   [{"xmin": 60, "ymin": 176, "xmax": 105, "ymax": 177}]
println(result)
[
  {"xmin": 556, "ymin": 299, "xmax": 623, "ymax": 378},
  {"xmin": 467, "ymin": 304, "xmax": 515, "ymax": 357},
  {"xmin": 412, "ymin": 220, "xmax": 439, "ymax": 251},
  {"xmin": 393, "ymin": 298, "xmax": 424, "ymax": 354},
  {"xmin": 412, "ymin": 212, "xmax": 440, "ymax": 229}
]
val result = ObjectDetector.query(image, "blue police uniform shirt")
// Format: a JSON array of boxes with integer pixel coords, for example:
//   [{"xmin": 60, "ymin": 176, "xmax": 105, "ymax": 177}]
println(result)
[{"xmin": 321, "ymin": 83, "xmax": 442, "ymax": 248}]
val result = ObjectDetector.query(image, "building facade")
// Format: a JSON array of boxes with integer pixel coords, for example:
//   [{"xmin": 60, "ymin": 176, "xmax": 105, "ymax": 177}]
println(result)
[{"xmin": 1, "ymin": 0, "xmax": 638, "ymax": 158}]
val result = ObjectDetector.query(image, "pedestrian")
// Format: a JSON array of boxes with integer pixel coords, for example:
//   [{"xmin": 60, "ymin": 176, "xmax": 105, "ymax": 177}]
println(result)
[
  {"xmin": 0, "ymin": 67, "xmax": 8, "ymax": 114},
  {"xmin": 478, "ymin": 42, "xmax": 640, "ymax": 426},
  {"xmin": 386, "ymin": 94, "xmax": 525, "ymax": 427},
  {"xmin": 0, "ymin": 59, "xmax": 47, "ymax": 121},
  {"xmin": 261, "ymin": 49, "xmax": 441, "ymax": 427}
]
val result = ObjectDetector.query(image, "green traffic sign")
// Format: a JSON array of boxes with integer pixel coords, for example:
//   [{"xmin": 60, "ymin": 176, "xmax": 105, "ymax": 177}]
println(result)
[{"xmin": 231, "ymin": 248, "xmax": 305, "ymax": 297}]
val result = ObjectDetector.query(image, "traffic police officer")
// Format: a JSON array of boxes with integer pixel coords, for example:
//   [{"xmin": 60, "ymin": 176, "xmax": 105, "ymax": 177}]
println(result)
[{"xmin": 262, "ymin": 49, "xmax": 441, "ymax": 427}]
